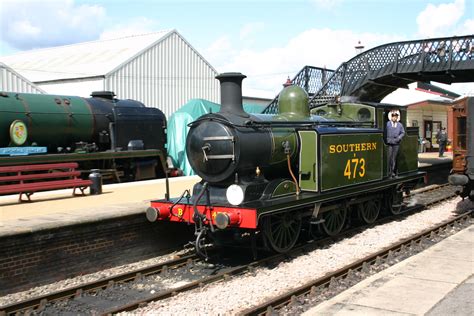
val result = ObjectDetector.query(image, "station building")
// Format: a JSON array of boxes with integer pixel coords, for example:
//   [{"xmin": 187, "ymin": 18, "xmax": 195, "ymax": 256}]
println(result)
[
  {"xmin": 406, "ymin": 96, "xmax": 470, "ymax": 152},
  {"xmin": 0, "ymin": 30, "xmax": 219, "ymax": 118},
  {"xmin": 406, "ymin": 98, "xmax": 452, "ymax": 151}
]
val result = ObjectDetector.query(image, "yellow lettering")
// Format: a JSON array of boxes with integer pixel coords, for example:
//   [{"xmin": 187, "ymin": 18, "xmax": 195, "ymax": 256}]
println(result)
[
  {"xmin": 351, "ymin": 158, "xmax": 359, "ymax": 178},
  {"xmin": 344, "ymin": 159, "xmax": 352, "ymax": 179},
  {"xmin": 329, "ymin": 142, "xmax": 378, "ymax": 154},
  {"xmin": 359, "ymin": 158, "xmax": 366, "ymax": 177},
  {"xmin": 344, "ymin": 157, "xmax": 367, "ymax": 179}
]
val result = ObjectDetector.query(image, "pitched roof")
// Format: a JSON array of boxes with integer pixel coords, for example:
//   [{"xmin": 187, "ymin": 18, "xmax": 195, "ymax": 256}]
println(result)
[{"xmin": 0, "ymin": 30, "xmax": 174, "ymax": 82}]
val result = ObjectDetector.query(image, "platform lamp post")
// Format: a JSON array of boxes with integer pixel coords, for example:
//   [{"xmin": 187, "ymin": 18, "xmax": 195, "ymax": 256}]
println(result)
[
  {"xmin": 355, "ymin": 41, "xmax": 368, "ymax": 70},
  {"xmin": 355, "ymin": 41, "xmax": 365, "ymax": 54}
]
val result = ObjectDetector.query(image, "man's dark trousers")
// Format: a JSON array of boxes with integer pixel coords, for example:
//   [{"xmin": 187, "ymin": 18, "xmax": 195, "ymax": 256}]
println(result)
[
  {"xmin": 388, "ymin": 144, "xmax": 399, "ymax": 177},
  {"xmin": 439, "ymin": 141, "xmax": 446, "ymax": 157}
]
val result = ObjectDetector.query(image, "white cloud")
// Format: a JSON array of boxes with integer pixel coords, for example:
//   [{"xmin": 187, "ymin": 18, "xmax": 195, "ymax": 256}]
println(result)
[
  {"xmin": 208, "ymin": 28, "xmax": 402, "ymax": 97},
  {"xmin": 461, "ymin": 19, "xmax": 474, "ymax": 33},
  {"xmin": 99, "ymin": 17, "xmax": 160, "ymax": 40},
  {"xmin": 1, "ymin": 0, "xmax": 106, "ymax": 50},
  {"xmin": 11, "ymin": 20, "xmax": 41, "ymax": 37},
  {"xmin": 239, "ymin": 22, "xmax": 265, "ymax": 41},
  {"xmin": 204, "ymin": 36, "xmax": 235, "ymax": 67},
  {"xmin": 309, "ymin": 0, "xmax": 343, "ymax": 10},
  {"xmin": 417, "ymin": 0, "xmax": 465, "ymax": 37}
]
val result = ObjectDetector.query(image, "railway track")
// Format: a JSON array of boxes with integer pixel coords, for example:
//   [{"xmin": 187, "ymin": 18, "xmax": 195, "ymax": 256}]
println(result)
[
  {"xmin": 240, "ymin": 211, "xmax": 472, "ymax": 315},
  {"xmin": 0, "ymin": 184, "xmax": 463, "ymax": 315},
  {"xmin": 0, "ymin": 253, "xmax": 199, "ymax": 315}
]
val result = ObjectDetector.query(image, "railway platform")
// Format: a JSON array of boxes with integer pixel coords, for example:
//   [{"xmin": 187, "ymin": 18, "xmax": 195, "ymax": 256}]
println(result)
[
  {"xmin": 418, "ymin": 151, "xmax": 452, "ymax": 168},
  {"xmin": 418, "ymin": 152, "xmax": 452, "ymax": 185},
  {"xmin": 0, "ymin": 175, "xmax": 201, "ymax": 237},
  {"xmin": 304, "ymin": 224, "xmax": 473, "ymax": 316}
]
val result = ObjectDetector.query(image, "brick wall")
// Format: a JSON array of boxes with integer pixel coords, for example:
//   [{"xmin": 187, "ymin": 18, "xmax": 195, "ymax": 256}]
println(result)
[{"xmin": 0, "ymin": 215, "xmax": 194, "ymax": 295}]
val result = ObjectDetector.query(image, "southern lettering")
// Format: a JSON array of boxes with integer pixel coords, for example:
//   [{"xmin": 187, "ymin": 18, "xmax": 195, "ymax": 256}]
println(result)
[{"xmin": 329, "ymin": 142, "xmax": 377, "ymax": 154}]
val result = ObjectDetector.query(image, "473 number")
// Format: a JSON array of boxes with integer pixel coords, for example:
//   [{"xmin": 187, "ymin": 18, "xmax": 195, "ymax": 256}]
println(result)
[{"xmin": 344, "ymin": 157, "xmax": 366, "ymax": 179}]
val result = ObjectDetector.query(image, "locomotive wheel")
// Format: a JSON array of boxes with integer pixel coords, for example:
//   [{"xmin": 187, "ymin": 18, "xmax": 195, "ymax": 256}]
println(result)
[
  {"xmin": 387, "ymin": 187, "xmax": 403, "ymax": 215},
  {"xmin": 262, "ymin": 212, "xmax": 302, "ymax": 253},
  {"xmin": 357, "ymin": 200, "xmax": 381, "ymax": 224},
  {"xmin": 321, "ymin": 206, "xmax": 347, "ymax": 236}
]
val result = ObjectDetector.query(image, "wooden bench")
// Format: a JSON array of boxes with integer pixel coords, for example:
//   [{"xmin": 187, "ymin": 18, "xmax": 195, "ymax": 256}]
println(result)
[{"xmin": 0, "ymin": 162, "xmax": 92, "ymax": 202}]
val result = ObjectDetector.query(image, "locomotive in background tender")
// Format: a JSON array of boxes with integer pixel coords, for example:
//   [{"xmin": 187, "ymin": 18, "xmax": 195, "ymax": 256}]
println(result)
[
  {"xmin": 448, "ymin": 97, "xmax": 474, "ymax": 200},
  {"xmin": 0, "ymin": 91, "xmax": 170, "ymax": 181},
  {"xmin": 146, "ymin": 73, "xmax": 425, "ymax": 256}
]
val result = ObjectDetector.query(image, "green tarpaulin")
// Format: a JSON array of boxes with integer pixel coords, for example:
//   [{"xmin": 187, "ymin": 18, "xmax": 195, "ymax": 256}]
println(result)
[{"xmin": 167, "ymin": 99, "xmax": 265, "ymax": 176}]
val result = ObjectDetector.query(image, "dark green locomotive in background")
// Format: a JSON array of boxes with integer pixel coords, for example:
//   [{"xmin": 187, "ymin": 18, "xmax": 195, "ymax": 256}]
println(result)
[
  {"xmin": 148, "ymin": 73, "xmax": 424, "ymax": 256},
  {"xmin": 0, "ymin": 91, "xmax": 169, "ymax": 181}
]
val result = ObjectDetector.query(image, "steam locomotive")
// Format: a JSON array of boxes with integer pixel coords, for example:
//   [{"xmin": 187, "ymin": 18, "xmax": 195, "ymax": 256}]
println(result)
[
  {"xmin": 146, "ymin": 73, "xmax": 425, "ymax": 256},
  {"xmin": 0, "ymin": 91, "xmax": 169, "ymax": 181},
  {"xmin": 449, "ymin": 97, "xmax": 473, "ymax": 200}
]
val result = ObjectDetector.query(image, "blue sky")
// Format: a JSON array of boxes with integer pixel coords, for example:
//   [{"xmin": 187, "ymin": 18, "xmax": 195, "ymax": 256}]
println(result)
[{"xmin": 1, "ymin": 0, "xmax": 473, "ymax": 101}]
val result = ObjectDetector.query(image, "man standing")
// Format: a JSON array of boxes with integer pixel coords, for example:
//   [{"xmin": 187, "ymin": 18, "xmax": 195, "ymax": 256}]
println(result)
[
  {"xmin": 436, "ymin": 127, "xmax": 448, "ymax": 157},
  {"xmin": 386, "ymin": 111, "xmax": 405, "ymax": 178}
]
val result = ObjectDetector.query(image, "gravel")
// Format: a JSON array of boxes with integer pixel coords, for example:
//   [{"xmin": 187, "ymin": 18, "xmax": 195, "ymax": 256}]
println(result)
[
  {"xmin": 133, "ymin": 197, "xmax": 473, "ymax": 315},
  {"xmin": 0, "ymin": 248, "xmax": 192, "ymax": 307}
]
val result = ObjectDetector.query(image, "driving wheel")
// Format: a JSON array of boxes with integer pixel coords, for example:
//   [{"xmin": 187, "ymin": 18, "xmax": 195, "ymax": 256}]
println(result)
[
  {"xmin": 358, "ymin": 199, "xmax": 381, "ymax": 224},
  {"xmin": 262, "ymin": 212, "xmax": 302, "ymax": 253},
  {"xmin": 321, "ymin": 206, "xmax": 347, "ymax": 236}
]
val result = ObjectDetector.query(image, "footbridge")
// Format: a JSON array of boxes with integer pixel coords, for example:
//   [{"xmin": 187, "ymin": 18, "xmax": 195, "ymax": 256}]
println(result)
[{"xmin": 264, "ymin": 35, "xmax": 474, "ymax": 114}]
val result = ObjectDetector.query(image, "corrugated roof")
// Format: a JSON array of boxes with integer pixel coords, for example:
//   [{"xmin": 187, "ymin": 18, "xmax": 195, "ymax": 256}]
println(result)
[{"xmin": 0, "ymin": 30, "xmax": 173, "ymax": 82}]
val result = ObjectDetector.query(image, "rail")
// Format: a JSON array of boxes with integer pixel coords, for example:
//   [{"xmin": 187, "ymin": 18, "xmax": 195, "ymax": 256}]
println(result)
[{"xmin": 239, "ymin": 211, "xmax": 472, "ymax": 315}]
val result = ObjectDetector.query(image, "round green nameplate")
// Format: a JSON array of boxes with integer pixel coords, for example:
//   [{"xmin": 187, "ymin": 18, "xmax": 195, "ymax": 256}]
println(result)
[{"xmin": 10, "ymin": 120, "xmax": 28, "ymax": 146}]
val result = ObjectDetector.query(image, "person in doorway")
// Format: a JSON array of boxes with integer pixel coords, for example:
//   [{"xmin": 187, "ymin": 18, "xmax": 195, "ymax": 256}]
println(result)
[
  {"xmin": 386, "ymin": 111, "xmax": 405, "ymax": 178},
  {"xmin": 436, "ymin": 127, "xmax": 448, "ymax": 157}
]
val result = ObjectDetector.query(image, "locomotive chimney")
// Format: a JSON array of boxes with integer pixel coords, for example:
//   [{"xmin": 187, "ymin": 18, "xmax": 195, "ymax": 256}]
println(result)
[{"xmin": 216, "ymin": 72, "xmax": 249, "ymax": 118}]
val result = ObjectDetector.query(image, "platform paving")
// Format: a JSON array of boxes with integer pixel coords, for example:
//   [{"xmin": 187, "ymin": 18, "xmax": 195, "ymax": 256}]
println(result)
[
  {"xmin": 303, "ymin": 225, "xmax": 473, "ymax": 316},
  {"xmin": 418, "ymin": 151, "xmax": 452, "ymax": 168},
  {"xmin": 0, "ymin": 176, "xmax": 201, "ymax": 237}
]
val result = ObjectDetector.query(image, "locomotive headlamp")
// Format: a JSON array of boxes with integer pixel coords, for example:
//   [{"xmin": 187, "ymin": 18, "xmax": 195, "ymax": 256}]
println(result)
[{"xmin": 226, "ymin": 184, "xmax": 244, "ymax": 206}]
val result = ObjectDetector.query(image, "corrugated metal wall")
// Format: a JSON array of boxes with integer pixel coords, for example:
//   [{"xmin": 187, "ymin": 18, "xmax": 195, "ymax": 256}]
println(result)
[
  {"xmin": 105, "ymin": 32, "xmax": 219, "ymax": 117},
  {"xmin": 0, "ymin": 64, "xmax": 45, "ymax": 94},
  {"xmin": 38, "ymin": 79, "xmax": 104, "ymax": 98}
]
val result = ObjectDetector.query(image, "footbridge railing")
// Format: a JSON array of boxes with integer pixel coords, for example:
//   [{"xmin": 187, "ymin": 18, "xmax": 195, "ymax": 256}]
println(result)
[
  {"xmin": 262, "ymin": 66, "xmax": 334, "ymax": 114},
  {"xmin": 309, "ymin": 35, "xmax": 474, "ymax": 107},
  {"xmin": 262, "ymin": 35, "xmax": 474, "ymax": 114}
]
